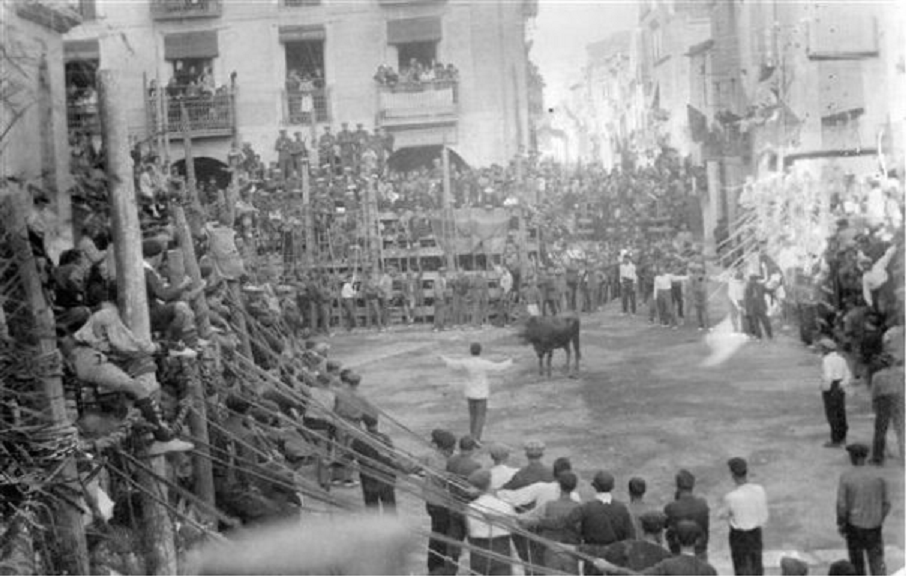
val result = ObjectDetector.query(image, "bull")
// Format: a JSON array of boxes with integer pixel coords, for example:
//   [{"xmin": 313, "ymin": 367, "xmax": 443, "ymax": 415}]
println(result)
[{"xmin": 518, "ymin": 314, "xmax": 581, "ymax": 378}]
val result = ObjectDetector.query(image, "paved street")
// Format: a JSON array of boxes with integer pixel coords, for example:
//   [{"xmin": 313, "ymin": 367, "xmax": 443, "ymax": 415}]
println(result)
[{"xmin": 330, "ymin": 299, "xmax": 905, "ymax": 575}]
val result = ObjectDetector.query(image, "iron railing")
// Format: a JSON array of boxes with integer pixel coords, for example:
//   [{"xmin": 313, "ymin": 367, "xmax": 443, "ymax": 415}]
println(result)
[
  {"xmin": 150, "ymin": 91, "xmax": 234, "ymax": 137},
  {"xmin": 150, "ymin": 0, "xmax": 222, "ymax": 19},
  {"xmin": 284, "ymin": 88, "xmax": 330, "ymax": 125},
  {"xmin": 377, "ymin": 80, "xmax": 458, "ymax": 122}
]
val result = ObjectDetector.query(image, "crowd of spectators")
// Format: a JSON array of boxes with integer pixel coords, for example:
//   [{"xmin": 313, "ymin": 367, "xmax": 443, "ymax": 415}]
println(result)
[{"xmin": 374, "ymin": 60, "xmax": 459, "ymax": 88}]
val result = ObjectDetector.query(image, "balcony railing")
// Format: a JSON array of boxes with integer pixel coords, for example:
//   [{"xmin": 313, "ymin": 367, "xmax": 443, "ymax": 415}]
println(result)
[
  {"xmin": 377, "ymin": 80, "xmax": 458, "ymax": 126},
  {"xmin": 67, "ymin": 102, "xmax": 101, "ymax": 134},
  {"xmin": 149, "ymin": 91, "xmax": 235, "ymax": 138},
  {"xmin": 151, "ymin": 0, "xmax": 222, "ymax": 20},
  {"xmin": 284, "ymin": 88, "xmax": 330, "ymax": 125}
]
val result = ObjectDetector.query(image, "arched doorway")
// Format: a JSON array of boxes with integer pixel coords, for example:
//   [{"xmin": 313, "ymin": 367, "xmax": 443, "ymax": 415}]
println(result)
[
  {"xmin": 387, "ymin": 145, "xmax": 469, "ymax": 173},
  {"xmin": 172, "ymin": 156, "xmax": 231, "ymax": 190}
]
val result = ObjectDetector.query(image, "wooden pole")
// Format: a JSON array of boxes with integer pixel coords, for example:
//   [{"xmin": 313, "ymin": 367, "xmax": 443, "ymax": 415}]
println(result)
[
  {"xmin": 180, "ymin": 103, "xmax": 204, "ymax": 237},
  {"xmin": 221, "ymin": 155, "xmax": 253, "ymax": 360},
  {"xmin": 442, "ymin": 144, "xmax": 456, "ymax": 271},
  {"xmin": 98, "ymin": 70, "xmax": 178, "ymax": 576},
  {"xmin": 5, "ymin": 191, "xmax": 89, "ymax": 576}
]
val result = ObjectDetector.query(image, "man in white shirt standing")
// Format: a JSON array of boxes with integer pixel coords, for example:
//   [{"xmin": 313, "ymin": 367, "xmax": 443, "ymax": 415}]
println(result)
[
  {"xmin": 819, "ymin": 337, "xmax": 852, "ymax": 448},
  {"xmin": 721, "ymin": 457, "xmax": 768, "ymax": 576},
  {"xmin": 619, "ymin": 254, "xmax": 637, "ymax": 315},
  {"xmin": 466, "ymin": 469, "xmax": 516, "ymax": 575},
  {"xmin": 340, "ymin": 275, "xmax": 357, "ymax": 331},
  {"xmin": 487, "ymin": 444, "xmax": 519, "ymax": 490},
  {"xmin": 441, "ymin": 342, "xmax": 513, "ymax": 442}
]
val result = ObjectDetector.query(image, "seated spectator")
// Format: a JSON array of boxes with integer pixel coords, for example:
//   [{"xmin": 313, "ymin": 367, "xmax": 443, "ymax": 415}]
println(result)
[{"xmin": 142, "ymin": 239, "xmax": 205, "ymax": 353}]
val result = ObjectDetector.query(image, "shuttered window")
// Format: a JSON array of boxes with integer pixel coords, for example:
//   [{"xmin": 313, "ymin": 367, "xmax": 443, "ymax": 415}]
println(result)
[
  {"xmin": 164, "ymin": 31, "xmax": 219, "ymax": 60},
  {"xmin": 387, "ymin": 17, "xmax": 442, "ymax": 44}
]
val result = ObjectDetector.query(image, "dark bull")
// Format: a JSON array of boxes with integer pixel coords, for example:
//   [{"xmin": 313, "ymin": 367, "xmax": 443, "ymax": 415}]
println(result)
[{"xmin": 517, "ymin": 314, "xmax": 581, "ymax": 378}]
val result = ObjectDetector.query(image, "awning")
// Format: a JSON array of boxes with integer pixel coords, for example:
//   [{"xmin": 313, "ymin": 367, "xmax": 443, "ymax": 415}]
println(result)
[
  {"xmin": 164, "ymin": 31, "xmax": 219, "ymax": 60},
  {"xmin": 64, "ymin": 39, "xmax": 100, "ymax": 61},
  {"xmin": 387, "ymin": 16, "xmax": 442, "ymax": 44},
  {"xmin": 278, "ymin": 24, "xmax": 326, "ymax": 43}
]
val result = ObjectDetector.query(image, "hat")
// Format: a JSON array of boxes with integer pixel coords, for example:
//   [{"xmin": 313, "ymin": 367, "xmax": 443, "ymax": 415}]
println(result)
[
  {"xmin": 727, "ymin": 457, "xmax": 748, "ymax": 476},
  {"xmin": 639, "ymin": 511, "xmax": 667, "ymax": 534},
  {"xmin": 524, "ymin": 439, "xmax": 545, "ymax": 458},
  {"xmin": 362, "ymin": 412, "xmax": 379, "ymax": 429},
  {"xmin": 326, "ymin": 360, "xmax": 341, "ymax": 372},
  {"xmin": 780, "ymin": 556, "xmax": 809, "ymax": 576},
  {"xmin": 431, "ymin": 428, "xmax": 456, "ymax": 450},
  {"xmin": 142, "ymin": 239, "xmax": 163, "ymax": 258},
  {"xmin": 488, "ymin": 443, "xmax": 510, "ymax": 461},
  {"xmin": 459, "ymin": 435, "xmax": 479, "ymax": 451},
  {"xmin": 468, "ymin": 469, "xmax": 492, "ymax": 491},
  {"xmin": 818, "ymin": 337, "xmax": 837, "ymax": 351},
  {"xmin": 343, "ymin": 372, "xmax": 362, "ymax": 385},
  {"xmin": 591, "ymin": 471, "xmax": 615, "ymax": 492},
  {"xmin": 675, "ymin": 469, "xmax": 695, "ymax": 490},
  {"xmin": 845, "ymin": 443, "xmax": 870, "ymax": 459}
]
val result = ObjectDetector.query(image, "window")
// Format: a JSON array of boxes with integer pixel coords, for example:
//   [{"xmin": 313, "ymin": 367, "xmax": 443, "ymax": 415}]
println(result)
[
  {"xmin": 65, "ymin": 59, "xmax": 100, "ymax": 132},
  {"xmin": 284, "ymin": 40, "xmax": 325, "ymax": 82},
  {"xmin": 397, "ymin": 41, "xmax": 437, "ymax": 70}
]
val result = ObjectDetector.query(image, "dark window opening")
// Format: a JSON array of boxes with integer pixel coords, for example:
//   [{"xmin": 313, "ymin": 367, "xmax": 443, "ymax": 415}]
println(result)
[
  {"xmin": 65, "ymin": 59, "xmax": 100, "ymax": 133},
  {"xmin": 285, "ymin": 40, "xmax": 325, "ymax": 84},
  {"xmin": 397, "ymin": 41, "xmax": 437, "ymax": 70},
  {"xmin": 171, "ymin": 57, "xmax": 213, "ymax": 88}
]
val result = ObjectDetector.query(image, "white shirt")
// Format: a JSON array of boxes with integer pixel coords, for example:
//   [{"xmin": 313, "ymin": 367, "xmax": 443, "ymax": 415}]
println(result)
[
  {"xmin": 499, "ymin": 481, "xmax": 581, "ymax": 520},
  {"xmin": 467, "ymin": 494, "xmax": 515, "ymax": 539},
  {"xmin": 821, "ymin": 352, "xmax": 852, "ymax": 392},
  {"xmin": 619, "ymin": 262, "xmax": 637, "ymax": 282},
  {"xmin": 724, "ymin": 483, "xmax": 769, "ymax": 530},
  {"xmin": 654, "ymin": 274, "xmax": 673, "ymax": 292},
  {"xmin": 442, "ymin": 356, "xmax": 512, "ymax": 399},
  {"xmin": 595, "ymin": 493, "xmax": 614, "ymax": 505},
  {"xmin": 489, "ymin": 464, "xmax": 519, "ymax": 490},
  {"xmin": 500, "ymin": 271, "xmax": 513, "ymax": 294},
  {"xmin": 340, "ymin": 281, "xmax": 355, "ymax": 299}
]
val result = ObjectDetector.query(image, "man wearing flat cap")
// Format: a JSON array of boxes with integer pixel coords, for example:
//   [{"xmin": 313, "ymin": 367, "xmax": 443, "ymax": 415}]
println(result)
[
  {"xmin": 466, "ymin": 469, "xmax": 516, "ymax": 575},
  {"xmin": 721, "ymin": 457, "xmax": 768, "ymax": 575},
  {"xmin": 351, "ymin": 413, "xmax": 397, "ymax": 514},
  {"xmin": 487, "ymin": 444, "xmax": 518, "ymax": 490},
  {"xmin": 664, "ymin": 469, "xmax": 710, "ymax": 561},
  {"xmin": 819, "ymin": 337, "xmax": 852, "ymax": 448},
  {"xmin": 837, "ymin": 443, "xmax": 890, "ymax": 576}
]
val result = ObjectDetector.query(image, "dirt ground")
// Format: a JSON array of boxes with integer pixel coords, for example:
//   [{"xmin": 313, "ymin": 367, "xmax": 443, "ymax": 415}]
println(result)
[{"xmin": 327, "ymin": 299, "xmax": 905, "ymax": 575}]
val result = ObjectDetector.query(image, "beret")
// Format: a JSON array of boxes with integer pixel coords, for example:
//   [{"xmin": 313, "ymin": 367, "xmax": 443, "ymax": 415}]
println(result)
[
  {"xmin": 524, "ymin": 439, "xmax": 545, "ymax": 457},
  {"xmin": 459, "ymin": 435, "xmax": 479, "ymax": 451},
  {"xmin": 780, "ymin": 557, "xmax": 809, "ymax": 576},
  {"xmin": 326, "ymin": 360, "xmax": 341, "ymax": 372},
  {"xmin": 675, "ymin": 469, "xmax": 695, "ymax": 490},
  {"xmin": 727, "ymin": 457, "xmax": 748, "ymax": 476},
  {"xmin": 488, "ymin": 443, "xmax": 510, "ymax": 460},
  {"xmin": 431, "ymin": 429, "xmax": 456, "ymax": 450},
  {"xmin": 845, "ymin": 443, "xmax": 869, "ymax": 458},
  {"xmin": 343, "ymin": 372, "xmax": 362, "ymax": 385},
  {"xmin": 592, "ymin": 471, "xmax": 615, "ymax": 492}
]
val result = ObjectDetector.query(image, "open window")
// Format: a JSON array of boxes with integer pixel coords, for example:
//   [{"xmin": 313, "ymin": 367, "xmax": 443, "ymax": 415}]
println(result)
[
  {"xmin": 281, "ymin": 26, "xmax": 329, "ymax": 123},
  {"xmin": 397, "ymin": 41, "xmax": 437, "ymax": 70}
]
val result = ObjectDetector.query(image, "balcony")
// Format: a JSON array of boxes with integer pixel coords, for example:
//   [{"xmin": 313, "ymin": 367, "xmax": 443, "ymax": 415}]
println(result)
[
  {"xmin": 283, "ymin": 88, "xmax": 330, "ymax": 125},
  {"xmin": 149, "ymin": 90, "xmax": 235, "ymax": 139},
  {"xmin": 377, "ymin": 81, "xmax": 458, "ymax": 129},
  {"xmin": 151, "ymin": 0, "xmax": 222, "ymax": 20}
]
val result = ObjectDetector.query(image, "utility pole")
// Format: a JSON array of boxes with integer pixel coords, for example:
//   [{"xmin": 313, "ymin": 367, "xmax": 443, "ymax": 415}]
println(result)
[
  {"xmin": 99, "ymin": 70, "xmax": 178, "ymax": 575},
  {"xmin": 180, "ymin": 103, "xmax": 204, "ymax": 238},
  {"xmin": 4, "ymin": 191, "xmax": 89, "ymax": 576}
]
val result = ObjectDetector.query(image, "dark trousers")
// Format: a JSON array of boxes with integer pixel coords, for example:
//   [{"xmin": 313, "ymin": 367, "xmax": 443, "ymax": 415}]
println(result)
[
  {"xmin": 621, "ymin": 280, "xmax": 636, "ymax": 313},
  {"xmin": 342, "ymin": 298, "xmax": 356, "ymax": 330},
  {"xmin": 469, "ymin": 536, "xmax": 513, "ymax": 575},
  {"xmin": 844, "ymin": 524, "xmax": 886, "ymax": 575},
  {"xmin": 468, "ymin": 398, "xmax": 488, "ymax": 441},
  {"xmin": 694, "ymin": 301, "xmax": 709, "ymax": 329},
  {"xmin": 747, "ymin": 310, "xmax": 773, "ymax": 339},
  {"xmin": 872, "ymin": 394, "xmax": 905, "ymax": 463},
  {"xmin": 362, "ymin": 482, "xmax": 396, "ymax": 513},
  {"xmin": 729, "ymin": 527, "xmax": 763, "ymax": 575},
  {"xmin": 510, "ymin": 533, "xmax": 545, "ymax": 576},
  {"xmin": 567, "ymin": 283, "xmax": 578, "ymax": 311},
  {"xmin": 427, "ymin": 504, "xmax": 455, "ymax": 575},
  {"xmin": 823, "ymin": 384, "xmax": 848, "ymax": 445},
  {"xmin": 671, "ymin": 281, "xmax": 684, "ymax": 318}
]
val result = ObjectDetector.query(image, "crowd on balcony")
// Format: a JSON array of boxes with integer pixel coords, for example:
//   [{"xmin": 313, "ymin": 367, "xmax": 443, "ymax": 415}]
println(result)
[
  {"xmin": 146, "ymin": 68, "xmax": 234, "ymax": 130},
  {"xmin": 373, "ymin": 60, "xmax": 459, "ymax": 89}
]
